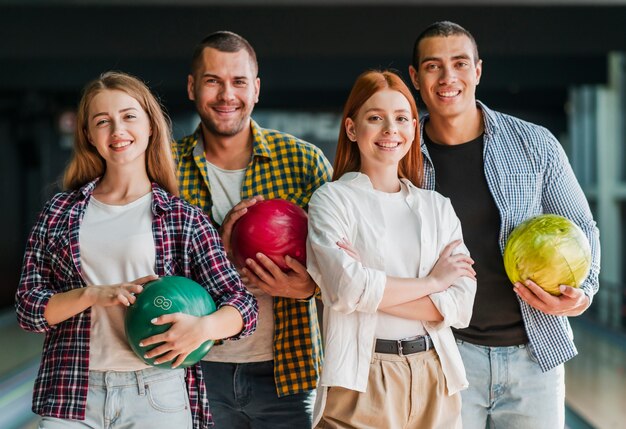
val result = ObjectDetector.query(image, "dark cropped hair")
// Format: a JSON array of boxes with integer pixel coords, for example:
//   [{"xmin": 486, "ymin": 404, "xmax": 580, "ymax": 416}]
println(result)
[
  {"xmin": 190, "ymin": 30, "xmax": 258, "ymax": 75},
  {"xmin": 412, "ymin": 21, "xmax": 479, "ymax": 68}
]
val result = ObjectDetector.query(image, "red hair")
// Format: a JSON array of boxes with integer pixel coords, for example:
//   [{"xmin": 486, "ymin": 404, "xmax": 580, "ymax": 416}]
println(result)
[{"xmin": 332, "ymin": 70, "xmax": 423, "ymax": 186}]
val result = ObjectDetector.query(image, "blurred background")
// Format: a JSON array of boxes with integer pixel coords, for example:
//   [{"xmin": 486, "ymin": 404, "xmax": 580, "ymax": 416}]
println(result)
[{"xmin": 1, "ymin": 0, "xmax": 625, "ymax": 428}]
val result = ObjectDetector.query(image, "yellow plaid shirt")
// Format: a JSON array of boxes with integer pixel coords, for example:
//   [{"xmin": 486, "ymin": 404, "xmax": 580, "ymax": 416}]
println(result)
[{"xmin": 172, "ymin": 120, "xmax": 332, "ymax": 396}]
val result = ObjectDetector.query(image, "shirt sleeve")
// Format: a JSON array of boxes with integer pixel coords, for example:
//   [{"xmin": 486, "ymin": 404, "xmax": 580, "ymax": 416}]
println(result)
[
  {"xmin": 15, "ymin": 201, "xmax": 56, "ymax": 333},
  {"xmin": 426, "ymin": 197, "xmax": 477, "ymax": 329},
  {"xmin": 541, "ymin": 130, "xmax": 600, "ymax": 302},
  {"xmin": 307, "ymin": 185, "xmax": 387, "ymax": 315},
  {"xmin": 303, "ymin": 145, "xmax": 333, "ymax": 206},
  {"xmin": 189, "ymin": 212, "xmax": 258, "ymax": 339}
]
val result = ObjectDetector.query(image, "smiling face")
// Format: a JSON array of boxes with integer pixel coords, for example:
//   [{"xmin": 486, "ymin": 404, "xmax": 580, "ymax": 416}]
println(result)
[
  {"xmin": 345, "ymin": 89, "xmax": 416, "ymax": 174},
  {"xmin": 86, "ymin": 89, "xmax": 151, "ymax": 170},
  {"xmin": 410, "ymin": 34, "xmax": 482, "ymax": 121},
  {"xmin": 187, "ymin": 47, "xmax": 260, "ymax": 138}
]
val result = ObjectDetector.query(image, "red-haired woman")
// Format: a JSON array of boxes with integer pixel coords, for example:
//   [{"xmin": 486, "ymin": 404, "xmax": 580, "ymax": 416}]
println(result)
[{"xmin": 307, "ymin": 70, "xmax": 476, "ymax": 429}]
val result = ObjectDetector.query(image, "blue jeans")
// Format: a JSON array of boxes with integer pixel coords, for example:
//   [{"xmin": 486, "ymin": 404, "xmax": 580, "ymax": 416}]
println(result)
[
  {"xmin": 201, "ymin": 360, "xmax": 314, "ymax": 429},
  {"xmin": 457, "ymin": 340, "xmax": 565, "ymax": 429},
  {"xmin": 39, "ymin": 367, "xmax": 191, "ymax": 429}
]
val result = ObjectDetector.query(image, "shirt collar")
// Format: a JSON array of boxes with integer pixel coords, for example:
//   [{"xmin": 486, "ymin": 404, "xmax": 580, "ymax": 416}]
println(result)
[
  {"xmin": 187, "ymin": 119, "xmax": 273, "ymax": 161},
  {"xmin": 475, "ymin": 100, "xmax": 498, "ymax": 136},
  {"xmin": 78, "ymin": 177, "xmax": 171, "ymax": 216},
  {"xmin": 150, "ymin": 183, "xmax": 173, "ymax": 215},
  {"xmin": 78, "ymin": 177, "xmax": 100, "ymax": 199},
  {"xmin": 337, "ymin": 171, "xmax": 417, "ymax": 191},
  {"xmin": 419, "ymin": 100, "xmax": 498, "ymax": 139},
  {"xmin": 250, "ymin": 119, "xmax": 272, "ymax": 159}
]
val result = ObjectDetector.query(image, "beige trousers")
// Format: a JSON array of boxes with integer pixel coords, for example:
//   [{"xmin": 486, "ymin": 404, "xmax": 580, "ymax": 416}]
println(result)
[{"xmin": 316, "ymin": 350, "xmax": 462, "ymax": 429}]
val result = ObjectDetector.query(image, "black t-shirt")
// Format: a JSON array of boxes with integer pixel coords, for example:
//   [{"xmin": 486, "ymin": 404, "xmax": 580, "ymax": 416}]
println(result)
[{"xmin": 424, "ymin": 130, "xmax": 528, "ymax": 346}]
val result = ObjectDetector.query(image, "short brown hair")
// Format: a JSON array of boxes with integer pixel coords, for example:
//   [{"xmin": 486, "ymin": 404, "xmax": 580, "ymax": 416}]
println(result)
[{"xmin": 190, "ymin": 31, "xmax": 258, "ymax": 76}]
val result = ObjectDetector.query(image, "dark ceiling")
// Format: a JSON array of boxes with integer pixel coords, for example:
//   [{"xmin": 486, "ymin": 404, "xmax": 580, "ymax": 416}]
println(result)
[
  {"xmin": 2, "ymin": 4, "xmax": 624, "ymax": 111},
  {"xmin": 1, "ymin": 2, "xmax": 624, "ymax": 308}
]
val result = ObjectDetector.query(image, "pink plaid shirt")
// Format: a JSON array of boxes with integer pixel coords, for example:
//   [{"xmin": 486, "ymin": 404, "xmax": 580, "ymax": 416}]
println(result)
[{"xmin": 15, "ymin": 179, "xmax": 257, "ymax": 428}]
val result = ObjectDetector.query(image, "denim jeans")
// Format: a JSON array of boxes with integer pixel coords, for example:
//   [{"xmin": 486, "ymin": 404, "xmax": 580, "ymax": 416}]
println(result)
[
  {"xmin": 456, "ymin": 340, "xmax": 565, "ymax": 429},
  {"xmin": 201, "ymin": 360, "xmax": 315, "ymax": 429},
  {"xmin": 39, "ymin": 367, "xmax": 191, "ymax": 429}
]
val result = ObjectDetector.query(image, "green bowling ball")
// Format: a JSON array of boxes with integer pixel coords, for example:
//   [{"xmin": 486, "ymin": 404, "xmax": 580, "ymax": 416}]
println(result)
[{"xmin": 125, "ymin": 276, "xmax": 216, "ymax": 369}]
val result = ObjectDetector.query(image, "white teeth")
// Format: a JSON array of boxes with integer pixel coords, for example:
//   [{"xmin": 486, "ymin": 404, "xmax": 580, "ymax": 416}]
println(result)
[
  {"xmin": 438, "ymin": 90, "xmax": 460, "ymax": 97},
  {"xmin": 111, "ymin": 141, "xmax": 131, "ymax": 149},
  {"xmin": 376, "ymin": 142, "xmax": 401, "ymax": 148}
]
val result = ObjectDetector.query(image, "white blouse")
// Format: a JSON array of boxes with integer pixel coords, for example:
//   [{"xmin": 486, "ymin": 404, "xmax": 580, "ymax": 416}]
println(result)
[{"xmin": 307, "ymin": 172, "xmax": 476, "ymax": 408}]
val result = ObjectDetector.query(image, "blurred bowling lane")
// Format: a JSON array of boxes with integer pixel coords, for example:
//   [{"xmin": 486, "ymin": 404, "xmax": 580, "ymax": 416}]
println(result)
[
  {"xmin": 1, "ymin": 308, "xmax": 625, "ymax": 429},
  {"xmin": 0, "ymin": 311, "xmax": 41, "ymax": 429},
  {"xmin": 566, "ymin": 318, "xmax": 626, "ymax": 429}
]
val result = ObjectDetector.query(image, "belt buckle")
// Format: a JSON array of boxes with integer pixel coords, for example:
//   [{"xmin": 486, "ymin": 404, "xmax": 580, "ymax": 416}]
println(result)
[
  {"xmin": 397, "ymin": 339, "xmax": 405, "ymax": 356},
  {"xmin": 423, "ymin": 335, "xmax": 431, "ymax": 351}
]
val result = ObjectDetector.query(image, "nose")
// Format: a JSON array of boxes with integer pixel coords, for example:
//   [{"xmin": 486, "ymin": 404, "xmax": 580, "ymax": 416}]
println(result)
[
  {"xmin": 383, "ymin": 119, "xmax": 398, "ymax": 135},
  {"xmin": 111, "ymin": 119, "xmax": 125, "ymax": 137},
  {"xmin": 218, "ymin": 82, "xmax": 236, "ymax": 102},
  {"xmin": 438, "ymin": 65, "xmax": 457, "ymax": 85}
]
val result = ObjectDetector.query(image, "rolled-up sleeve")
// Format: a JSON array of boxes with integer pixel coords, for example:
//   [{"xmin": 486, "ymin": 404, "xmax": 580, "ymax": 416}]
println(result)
[
  {"xmin": 191, "ymin": 215, "xmax": 258, "ymax": 339},
  {"xmin": 307, "ymin": 186, "xmax": 387, "ymax": 315},
  {"xmin": 15, "ymin": 205, "xmax": 56, "ymax": 333},
  {"xmin": 427, "ymin": 198, "xmax": 477, "ymax": 329},
  {"xmin": 542, "ymin": 132, "xmax": 600, "ymax": 302}
]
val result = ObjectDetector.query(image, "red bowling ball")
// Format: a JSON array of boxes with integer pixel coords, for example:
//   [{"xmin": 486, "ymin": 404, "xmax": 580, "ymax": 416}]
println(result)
[{"xmin": 231, "ymin": 199, "xmax": 308, "ymax": 272}]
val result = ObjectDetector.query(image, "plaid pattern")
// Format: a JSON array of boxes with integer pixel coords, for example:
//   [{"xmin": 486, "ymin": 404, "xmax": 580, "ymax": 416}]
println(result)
[
  {"xmin": 15, "ymin": 179, "xmax": 258, "ymax": 429},
  {"xmin": 420, "ymin": 101, "xmax": 601, "ymax": 372},
  {"xmin": 173, "ymin": 120, "xmax": 332, "ymax": 396}
]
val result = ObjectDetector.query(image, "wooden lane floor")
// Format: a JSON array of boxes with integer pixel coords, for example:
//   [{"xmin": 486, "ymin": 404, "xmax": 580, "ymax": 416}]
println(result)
[
  {"xmin": 566, "ymin": 318, "xmax": 626, "ymax": 429},
  {"xmin": 0, "ymin": 310, "xmax": 41, "ymax": 429},
  {"xmin": 0, "ymin": 309, "xmax": 624, "ymax": 428}
]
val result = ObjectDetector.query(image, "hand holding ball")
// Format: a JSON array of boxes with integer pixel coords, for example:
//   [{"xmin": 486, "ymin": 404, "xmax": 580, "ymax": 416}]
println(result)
[
  {"xmin": 230, "ymin": 199, "xmax": 308, "ymax": 272},
  {"xmin": 503, "ymin": 214, "xmax": 591, "ymax": 296},
  {"xmin": 125, "ymin": 276, "xmax": 216, "ymax": 368}
]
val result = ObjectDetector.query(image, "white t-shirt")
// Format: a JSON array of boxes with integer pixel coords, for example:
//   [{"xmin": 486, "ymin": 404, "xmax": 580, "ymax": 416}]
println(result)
[
  {"xmin": 205, "ymin": 161, "xmax": 246, "ymax": 225},
  {"xmin": 80, "ymin": 193, "xmax": 155, "ymax": 371},
  {"xmin": 307, "ymin": 172, "xmax": 476, "ymax": 403},
  {"xmin": 373, "ymin": 183, "xmax": 427, "ymax": 340},
  {"xmin": 196, "ymin": 143, "xmax": 275, "ymax": 363}
]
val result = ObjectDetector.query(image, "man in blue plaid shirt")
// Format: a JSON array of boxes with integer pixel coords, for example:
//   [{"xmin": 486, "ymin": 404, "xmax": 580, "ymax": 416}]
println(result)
[
  {"xmin": 172, "ymin": 31, "xmax": 332, "ymax": 428},
  {"xmin": 408, "ymin": 21, "xmax": 600, "ymax": 428}
]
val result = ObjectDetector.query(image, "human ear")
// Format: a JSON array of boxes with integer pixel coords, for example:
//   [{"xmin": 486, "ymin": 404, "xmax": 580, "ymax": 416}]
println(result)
[
  {"xmin": 254, "ymin": 77, "xmax": 261, "ymax": 104},
  {"xmin": 475, "ymin": 59, "xmax": 483, "ymax": 85},
  {"xmin": 187, "ymin": 74, "xmax": 195, "ymax": 101},
  {"xmin": 85, "ymin": 129, "xmax": 94, "ymax": 145},
  {"xmin": 345, "ymin": 118, "xmax": 357, "ymax": 142},
  {"xmin": 408, "ymin": 65, "xmax": 420, "ymax": 91}
]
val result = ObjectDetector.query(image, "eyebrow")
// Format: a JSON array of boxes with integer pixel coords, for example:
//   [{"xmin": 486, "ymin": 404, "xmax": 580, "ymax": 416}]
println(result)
[
  {"xmin": 91, "ymin": 107, "xmax": 138, "ymax": 120},
  {"xmin": 363, "ymin": 108, "xmax": 411, "ymax": 114},
  {"xmin": 202, "ymin": 73, "xmax": 249, "ymax": 80},
  {"xmin": 421, "ymin": 53, "xmax": 472, "ymax": 64}
]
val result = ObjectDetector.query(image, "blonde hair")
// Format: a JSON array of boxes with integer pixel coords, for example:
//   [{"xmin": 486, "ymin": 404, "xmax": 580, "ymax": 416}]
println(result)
[
  {"xmin": 333, "ymin": 70, "xmax": 423, "ymax": 186},
  {"xmin": 63, "ymin": 71, "xmax": 179, "ymax": 195}
]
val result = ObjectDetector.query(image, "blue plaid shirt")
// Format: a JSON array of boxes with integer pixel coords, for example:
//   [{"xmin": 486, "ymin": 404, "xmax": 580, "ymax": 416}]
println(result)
[{"xmin": 420, "ymin": 101, "xmax": 600, "ymax": 371}]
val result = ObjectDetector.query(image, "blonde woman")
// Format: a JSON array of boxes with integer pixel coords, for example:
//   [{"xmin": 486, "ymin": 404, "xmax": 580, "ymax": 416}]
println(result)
[{"xmin": 15, "ymin": 71, "xmax": 257, "ymax": 429}]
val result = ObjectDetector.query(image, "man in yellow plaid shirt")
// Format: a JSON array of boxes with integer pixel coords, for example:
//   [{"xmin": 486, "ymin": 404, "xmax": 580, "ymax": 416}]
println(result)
[{"xmin": 172, "ymin": 31, "xmax": 332, "ymax": 428}]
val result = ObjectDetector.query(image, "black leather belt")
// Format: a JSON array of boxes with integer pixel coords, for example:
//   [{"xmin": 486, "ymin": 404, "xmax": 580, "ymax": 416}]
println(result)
[{"xmin": 375, "ymin": 335, "xmax": 432, "ymax": 356}]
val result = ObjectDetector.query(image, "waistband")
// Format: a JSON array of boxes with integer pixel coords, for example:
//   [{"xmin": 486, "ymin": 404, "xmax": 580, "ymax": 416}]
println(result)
[{"xmin": 89, "ymin": 366, "xmax": 185, "ymax": 388}]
